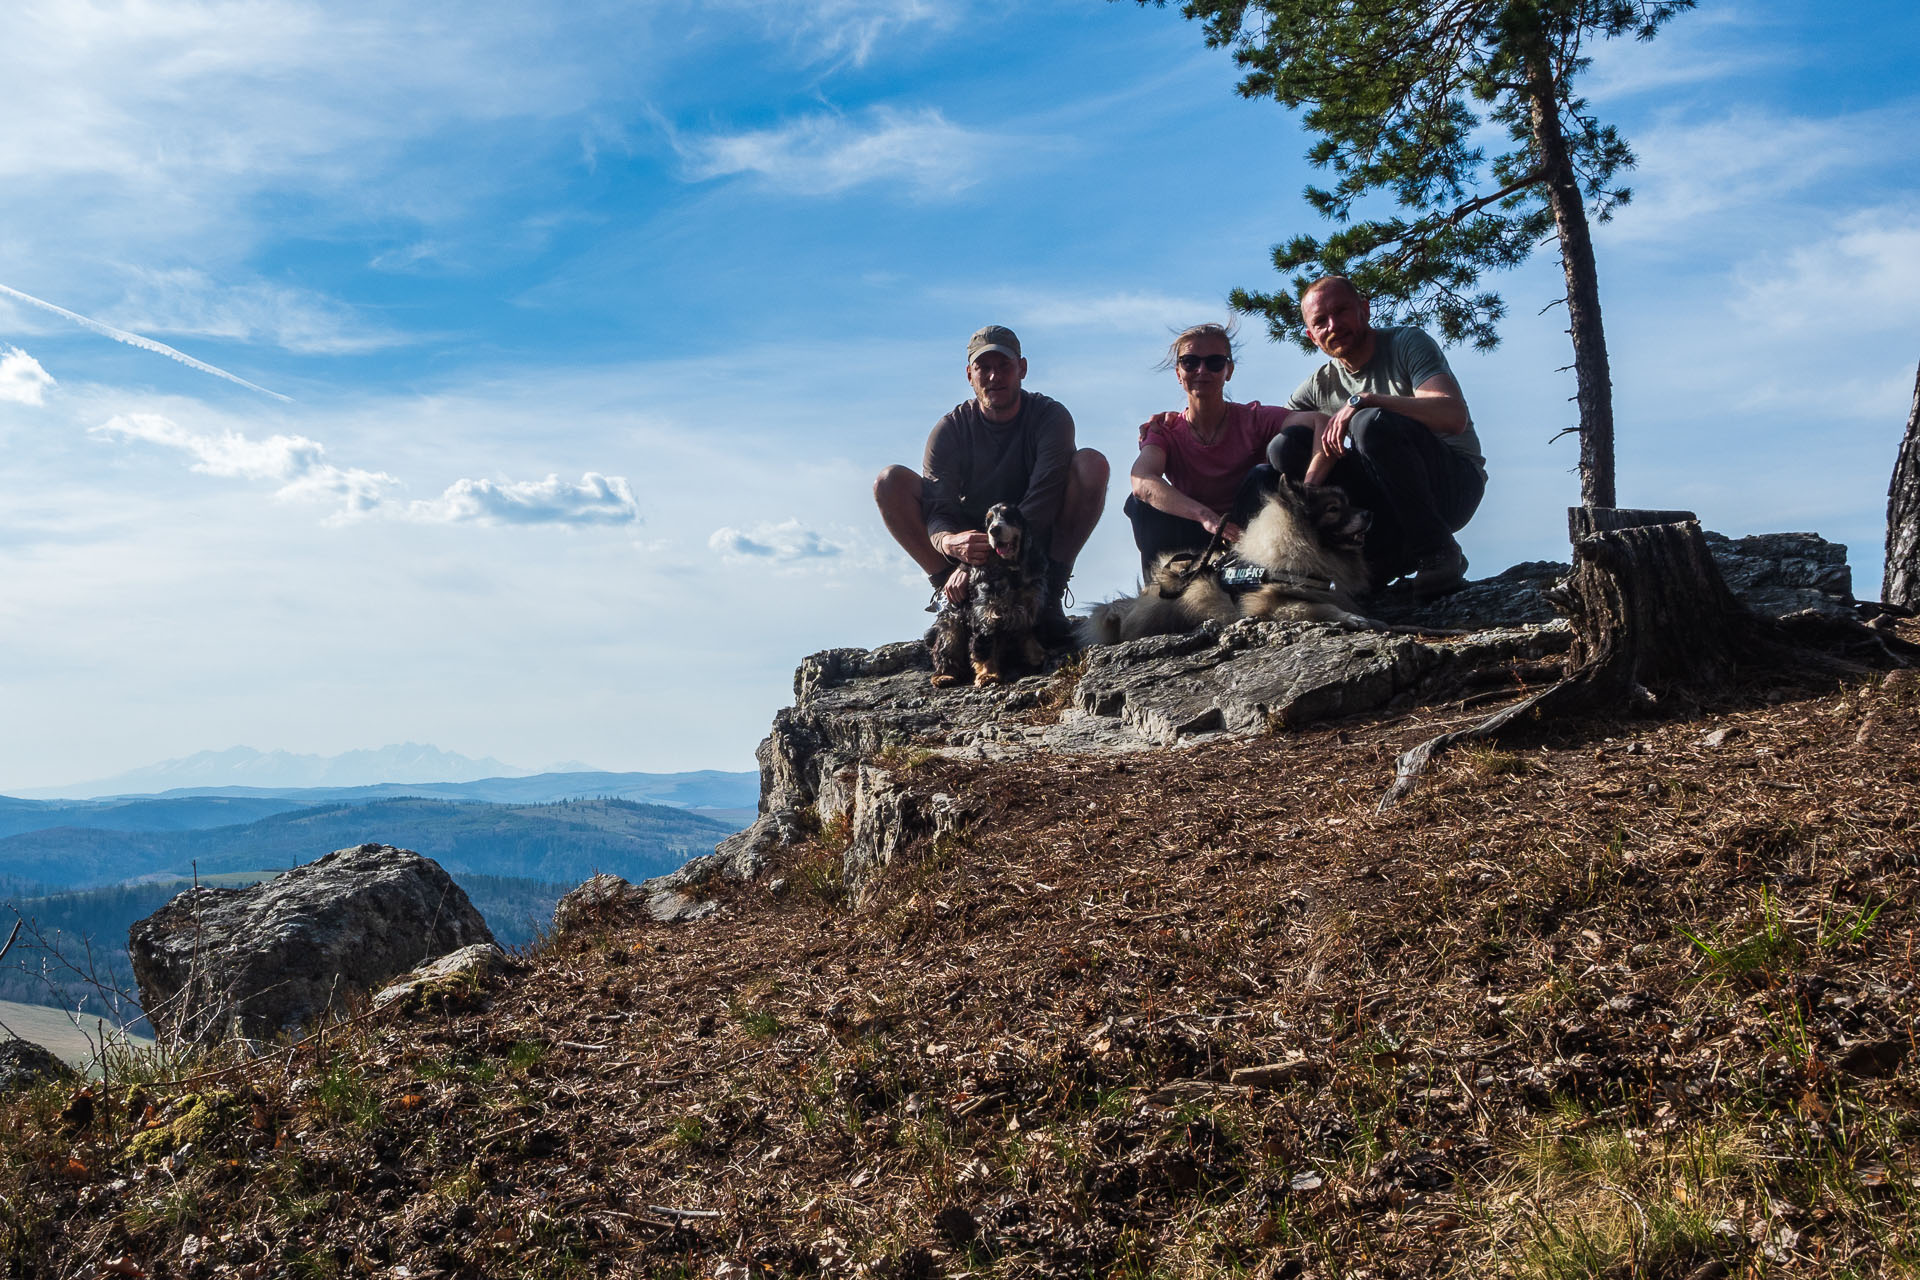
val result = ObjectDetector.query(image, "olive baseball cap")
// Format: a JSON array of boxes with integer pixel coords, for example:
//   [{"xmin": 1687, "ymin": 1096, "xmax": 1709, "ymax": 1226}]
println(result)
[{"xmin": 967, "ymin": 324, "xmax": 1022, "ymax": 364}]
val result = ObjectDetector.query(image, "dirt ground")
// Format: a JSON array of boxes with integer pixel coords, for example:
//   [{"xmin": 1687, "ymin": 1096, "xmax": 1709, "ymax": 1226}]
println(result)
[{"xmin": 5, "ymin": 637, "xmax": 1920, "ymax": 1279}]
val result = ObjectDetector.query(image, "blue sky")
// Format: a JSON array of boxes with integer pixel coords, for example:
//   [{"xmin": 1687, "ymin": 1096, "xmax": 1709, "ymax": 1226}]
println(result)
[{"xmin": 1, "ymin": 0, "xmax": 1915, "ymax": 789}]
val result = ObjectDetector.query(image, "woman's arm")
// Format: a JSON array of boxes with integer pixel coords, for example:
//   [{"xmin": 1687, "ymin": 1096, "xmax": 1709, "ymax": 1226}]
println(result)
[{"xmin": 1130, "ymin": 444, "xmax": 1233, "ymax": 533}]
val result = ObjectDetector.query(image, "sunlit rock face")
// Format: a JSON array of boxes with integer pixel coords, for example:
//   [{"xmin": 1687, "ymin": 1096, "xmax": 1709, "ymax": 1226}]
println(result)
[{"xmin": 129, "ymin": 843, "xmax": 492, "ymax": 1047}]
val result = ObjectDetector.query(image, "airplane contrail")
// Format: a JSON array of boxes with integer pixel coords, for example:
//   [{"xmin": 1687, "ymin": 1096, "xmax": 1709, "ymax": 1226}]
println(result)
[{"xmin": 0, "ymin": 281, "xmax": 292, "ymax": 402}]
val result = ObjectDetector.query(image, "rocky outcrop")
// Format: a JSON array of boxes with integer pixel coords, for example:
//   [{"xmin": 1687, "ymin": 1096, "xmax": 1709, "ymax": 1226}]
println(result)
[
  {"xmin": 844, "ymin": 766, "xmax": 971, "ymax": 892},
  {"xmin": 638, "ymin": 533, "xmax": 1861, "ymax": 910},
  {"xmin": 0, "ymin": 1040, "xmax": 77, "ymax": 1094},
  {"xmin": 552, "ymin": 871, "xmax": 724, "ymax": 932},
  {"xmin": 1704, "ymin": 531, "xmax": 1854, "ymax": 619},
  {"xmin": 129, "ymin": 844, "xmax": 494, "ymax": 1047}
]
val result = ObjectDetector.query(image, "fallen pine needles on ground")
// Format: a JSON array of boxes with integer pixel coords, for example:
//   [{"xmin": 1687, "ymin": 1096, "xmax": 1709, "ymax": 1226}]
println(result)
[{"xmin": 4, "ymin": 652, "xmax": 1920, "ymax": 1278}]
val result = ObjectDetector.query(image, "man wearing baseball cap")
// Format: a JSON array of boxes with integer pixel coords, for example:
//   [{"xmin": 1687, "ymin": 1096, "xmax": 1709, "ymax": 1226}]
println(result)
[{"xmin": 875, "ymin": 325, "xmax": 1109, "ymax": 636}]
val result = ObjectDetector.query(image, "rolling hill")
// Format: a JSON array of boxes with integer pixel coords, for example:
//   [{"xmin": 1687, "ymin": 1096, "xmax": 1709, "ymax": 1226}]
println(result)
[
  {"xmin": 0, "ymin": 796, "xmax": 739, "ymax": 889},
  {"xmin": 0, "ymin": 770, "xmax": 759, "ymax": 841}
]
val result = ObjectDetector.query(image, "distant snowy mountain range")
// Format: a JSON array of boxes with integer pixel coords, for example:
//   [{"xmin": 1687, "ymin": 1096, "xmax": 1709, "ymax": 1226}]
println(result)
[{"xmin": 16, "ymin": 743, "xmax": 546, "ymax": 799}]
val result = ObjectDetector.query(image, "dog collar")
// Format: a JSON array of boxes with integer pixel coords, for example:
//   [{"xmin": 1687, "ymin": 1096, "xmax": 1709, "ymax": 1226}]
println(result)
[{"xmin": 1256, "ymin": 567, "xmax": 1337, "ymax": 594}]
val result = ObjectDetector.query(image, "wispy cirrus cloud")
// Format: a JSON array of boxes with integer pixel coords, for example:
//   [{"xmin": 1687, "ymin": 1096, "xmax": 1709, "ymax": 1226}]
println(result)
[
  {"xmin": 965, "ymin": 288, "xmax": 1226, "ymax": 333},
  {"xmin": 1735, "ymin": 209, "xmax": 1920, "ymax": 336},
  {"xmin": 1599, "ymin": 103, "xmax": 1917, "ymax": 243},
  {"xmin": 0, "ymin": 347, "xmax": 56, "ymax": 406},
  {"xmin": 0, "ymin": 3, "xmax": 600, "ymax": 190},
  {"xmin": 1584, "ymin": 7, "xmax": 1780, "ymax": 100},
  {"xmin": 708, "ymin": 518, "xmax": 874, "ymax": 568},
  {"xmin": 91, "ymin": 413, "xmax": 398, "ymax": 515},
  {"xmin": 408, "ymin": 473, "xmax": 640, "ymax": 525},
  {"xmin": 673, "ymin": 106, "xmax": 995, "ymax": 196},
  {"xmin": 711, "ymin": 0, "xmax": 956, "ymax": 67},
  {"xmin": 0, "ymin": 3, "xmax": 648, "ymax": 309},
  {"xmin": 110, "ymin": 267, "xmax": 407, "ymax": 356}
]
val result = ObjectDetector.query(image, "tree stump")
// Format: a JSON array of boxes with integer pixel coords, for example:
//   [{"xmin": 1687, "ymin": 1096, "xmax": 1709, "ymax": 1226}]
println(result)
[
  {"xmin": 1559, "ymin": 512, "xmax": 1748, "ymax": 697},
  {"xmin": 1380, "ymin": 508, "xmax": 1912, "ymax": 810},
  {"xmin": 1884, "ymin": 361, "xmax": 1920, "ymax": 610}
]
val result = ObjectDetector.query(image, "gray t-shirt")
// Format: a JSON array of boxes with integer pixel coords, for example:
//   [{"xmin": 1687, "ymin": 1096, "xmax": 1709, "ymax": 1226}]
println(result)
[
  {"xmin": 922, "ymin": 391, "xmax": 1075, "ymax": 549},
  {"xmin": 1287, "ymin": 326, "xmax": 1485, "ymax": 479}
]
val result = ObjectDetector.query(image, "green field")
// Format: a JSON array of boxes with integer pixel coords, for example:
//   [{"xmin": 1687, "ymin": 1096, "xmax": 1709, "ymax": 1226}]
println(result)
[{"xmin": 0, "ymin": 999, "xmax": 153, "ymax": 1069}]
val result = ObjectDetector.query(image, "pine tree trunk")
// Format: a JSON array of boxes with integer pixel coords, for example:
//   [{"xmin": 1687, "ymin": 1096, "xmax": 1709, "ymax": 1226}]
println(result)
[
  {"xmin": 1526, "ymin": 55, "xmax": 1616, "ymax": 509},
  {"xmin": 1884, "ymin": 362, "xmax": 1920, "ymax": 609}
]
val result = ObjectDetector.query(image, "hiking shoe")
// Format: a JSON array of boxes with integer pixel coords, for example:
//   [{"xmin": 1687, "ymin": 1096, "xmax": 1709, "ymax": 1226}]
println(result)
[
  {"xmin": 1037, "ymin": 558, "xmax": 1079, "ymax": 649},
  {"xmin": 927, "ymin": 567, "xmax": 960, "ymax": 613},
  {"xmin": 1037, "ymin": 594, "xmax": 1076, "ymax": 648},
  {"xmin": 1409, "ymin": 544, "xmax": 1469, "ymax": 599}
]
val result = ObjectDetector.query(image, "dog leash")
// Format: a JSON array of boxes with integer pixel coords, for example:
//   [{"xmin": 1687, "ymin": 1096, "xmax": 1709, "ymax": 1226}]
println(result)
[{"xmin": 1170, "ymin": 466, "xmax": 1271, "ymax": 587}]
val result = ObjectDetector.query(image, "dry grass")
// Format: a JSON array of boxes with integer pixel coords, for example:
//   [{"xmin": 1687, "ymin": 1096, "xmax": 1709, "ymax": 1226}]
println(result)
[{"xmin": 5, "ymin": 640, "xmax": 1920, "ymax": 1278}]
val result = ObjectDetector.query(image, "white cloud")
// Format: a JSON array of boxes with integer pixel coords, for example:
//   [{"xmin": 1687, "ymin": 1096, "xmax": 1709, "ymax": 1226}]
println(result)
[
  {"xmin": 0, "ymin": 347, "xmax": 56, "ymax": 406},
  {"xmin": 712, "ymin": 0, "xmax": 956, "ymax": 67},
  {"xmin": 91, "ymin": 412, "xmax": 397, "ymax": 515},
  {"xmin": 110, "ymin": 267, "xmax": 405, "ymax": 355},
  {"xmin": 88, "ymin": 411, "xmax": 642, "ymax": 527},
  {"xmin": 708, "ymin": 518, "xmax": 878, "ymax": 568},
  {"xmin": 408, "ymin": 472, "xmax": 640, "ymax": 526},
  {"xmin": 1734, "ymin": 210, "xmax": 1920, "ymax": 336},
  {"xmin": 1602, "ymin": 105, "xmax": 1913, "ymax": 243},
  {"xmin": 675, "ymin": 106, "xmax": 995, "ymax": 196}
]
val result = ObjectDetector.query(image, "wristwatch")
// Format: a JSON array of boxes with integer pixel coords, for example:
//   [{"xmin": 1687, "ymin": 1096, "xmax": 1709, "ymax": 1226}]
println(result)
[{"xmin": 1347, "ymin": 393, "xmax": 1366, "ymax": 410}]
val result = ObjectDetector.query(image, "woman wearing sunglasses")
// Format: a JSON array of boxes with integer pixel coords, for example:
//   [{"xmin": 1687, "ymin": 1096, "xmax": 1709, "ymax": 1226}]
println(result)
[{"xmin": 1124, "ymin": 323, "xmax": 1328, "ymax": 577}]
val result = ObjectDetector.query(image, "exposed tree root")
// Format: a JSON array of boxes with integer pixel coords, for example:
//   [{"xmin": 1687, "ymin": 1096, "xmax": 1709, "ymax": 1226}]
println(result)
[{"xmin": 1380, "ymin": 512, "xmax": 1917, "ymax": 810}]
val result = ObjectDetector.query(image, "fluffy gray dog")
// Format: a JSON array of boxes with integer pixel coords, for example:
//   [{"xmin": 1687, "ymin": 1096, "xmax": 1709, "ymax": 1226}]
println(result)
[{"xmin": 1082, "ymin": 477, "xmax": 1376, "ymax": 645}]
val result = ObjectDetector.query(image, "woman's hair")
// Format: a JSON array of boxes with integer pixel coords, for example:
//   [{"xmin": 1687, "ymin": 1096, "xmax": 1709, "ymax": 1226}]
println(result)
[{"xmin": 1158, "ymin": 321, "xmax": 1238, "ymax": 371}]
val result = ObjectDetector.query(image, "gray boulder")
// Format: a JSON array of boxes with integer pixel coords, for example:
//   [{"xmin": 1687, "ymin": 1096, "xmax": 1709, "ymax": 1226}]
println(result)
[
  {"xmin": 0, "ymin": 1039, "xmax": 78, "ymax": 1093},
  {"xmin": 129, "ymin": 843, "xmax": 493, "ymax": 1047}
]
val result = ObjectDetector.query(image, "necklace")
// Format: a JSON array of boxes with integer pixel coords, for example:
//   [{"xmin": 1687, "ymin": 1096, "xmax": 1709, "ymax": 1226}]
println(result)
[{"xmin": 1188, "ymin": 405, "xmax": 1228, "ymax": 447}]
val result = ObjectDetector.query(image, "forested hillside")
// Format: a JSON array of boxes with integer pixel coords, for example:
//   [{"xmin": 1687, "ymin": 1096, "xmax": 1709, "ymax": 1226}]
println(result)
[
  {"xmin": 0, "ymin": 795, "xmax": 307, "ymax": 839},
  {"xmin": 0, "ymin": 796, "xmax": 736, "ymax": 888},
  {"xmin": 0, "ymin": 871, "xmax": 576, "ymax": 1025}
]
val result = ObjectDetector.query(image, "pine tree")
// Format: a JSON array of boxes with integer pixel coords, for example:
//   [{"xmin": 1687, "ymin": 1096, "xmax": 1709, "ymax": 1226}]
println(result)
[
  {"xmin": 1133, "ymin": 0, "xmax": 1693, "ymax": 507},
  {"xmin": 1884, "ymin": 362, "xmax": 1920, "ymax": 609}
]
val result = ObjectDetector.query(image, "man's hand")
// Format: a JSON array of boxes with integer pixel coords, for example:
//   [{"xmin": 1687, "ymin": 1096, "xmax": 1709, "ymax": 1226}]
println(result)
[
  {"xmin": 940, "ymin": 530, "xmax": 992, "ymax": 565},
  {"xmin": 1138, "ymin": 411, "xmax": 1179, "ymax": 445},
  {"xmin": 1319, "ymin": 402, "xmax": 1359, "ymax": 459},
  {"xmin": 943, "ymin": 564, "xmax": 971, "ymax": 606}
]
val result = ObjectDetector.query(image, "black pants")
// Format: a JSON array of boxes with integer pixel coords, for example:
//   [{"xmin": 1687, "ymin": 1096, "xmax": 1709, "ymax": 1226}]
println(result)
[
  {"xmin": 1124, "ymin": 465, "xmax": 1277, "ymax": 580},
  {"xmin": 1268, "ymin": 410, "xmax": 1484, "ymax": 579}
]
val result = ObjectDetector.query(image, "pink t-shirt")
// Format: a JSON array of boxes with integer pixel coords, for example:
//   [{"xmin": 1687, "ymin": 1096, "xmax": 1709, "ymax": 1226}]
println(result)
[{"xmin": 1140, "ymin": 401, "xmax": 1295, "ymax": 513}]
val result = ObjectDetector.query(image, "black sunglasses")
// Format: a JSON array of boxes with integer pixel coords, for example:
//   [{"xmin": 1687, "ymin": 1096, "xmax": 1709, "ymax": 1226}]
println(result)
[{"xmin": 1177, "ymin": 353, "xmax": 1230, "ymax": 373}]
